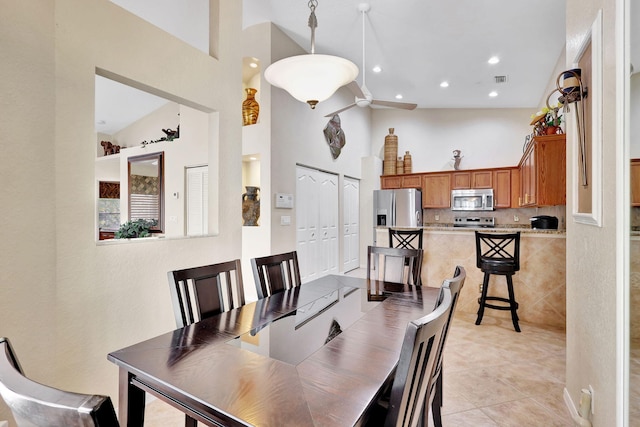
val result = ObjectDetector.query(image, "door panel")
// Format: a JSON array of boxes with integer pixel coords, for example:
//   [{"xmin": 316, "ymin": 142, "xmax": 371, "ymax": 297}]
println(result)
[{"xmin": 343, "ymin": 177, "xmax": 360, "ymax": 272}]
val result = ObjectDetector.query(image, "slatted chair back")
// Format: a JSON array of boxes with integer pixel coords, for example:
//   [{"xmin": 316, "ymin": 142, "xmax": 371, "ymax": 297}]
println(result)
[
  {"xmin": 367, "ymin": 246, "xmax": 423, "ymax": 286},
  {"xmin": 389, "ymin": 229, "xmax": 424, "ymax": 285},
  {"xmin": 168, "ymin": 259, "xmax": 245, "ymax": 328},
  {"xmin": 429, "ymin": 266, "xmax": 466, "ymax": 427},
  {"xmin": 384, "ymin": 288, "xmax": 453, "ymax": 427},
  {"xmin": 251, "ymin": 251, "xmax": 302, "ymax": 299},
  {"xmin": 0, "ymin": 337, "xmax": 120, "ymax": 427}
]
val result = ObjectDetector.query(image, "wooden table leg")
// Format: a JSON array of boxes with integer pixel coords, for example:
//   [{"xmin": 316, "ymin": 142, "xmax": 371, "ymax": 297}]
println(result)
[{"xmin": 118, "ymin": 368, "xmax": 146, "ymax": 426}]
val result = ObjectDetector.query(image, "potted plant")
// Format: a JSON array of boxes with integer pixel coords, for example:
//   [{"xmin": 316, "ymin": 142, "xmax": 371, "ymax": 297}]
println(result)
[
  {"xmin": 530, "ymin": 103, "xmax": 563, "ymax": 136},
  {"xmin": 115, "ymin": 219, "xmax": 158, "ymax": 239}
]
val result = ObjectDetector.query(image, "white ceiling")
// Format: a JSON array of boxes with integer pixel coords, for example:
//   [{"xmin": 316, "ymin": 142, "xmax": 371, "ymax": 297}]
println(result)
[{"xmin": 97, "ymin": 0, "xmax": 567, "ymax": 135}]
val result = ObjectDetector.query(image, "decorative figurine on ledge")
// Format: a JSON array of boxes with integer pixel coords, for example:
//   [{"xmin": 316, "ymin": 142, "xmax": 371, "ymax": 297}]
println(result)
[
  {"xmin": 101, "ymin": 140, "xmax": 121, "ymax": 156},
  {"xmin": 452, "ymin": 149, "xmax": 463, "ymax": 170}
]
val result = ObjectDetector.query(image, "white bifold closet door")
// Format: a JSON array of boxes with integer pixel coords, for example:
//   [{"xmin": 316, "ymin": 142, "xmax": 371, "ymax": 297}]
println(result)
[
  {"xmin": 343, "ymin": 176, "xmax": 360, "ymax": 273},
  {"xmin": 296, "ymin": 166, "xmax": 339, "ymax": 282}
]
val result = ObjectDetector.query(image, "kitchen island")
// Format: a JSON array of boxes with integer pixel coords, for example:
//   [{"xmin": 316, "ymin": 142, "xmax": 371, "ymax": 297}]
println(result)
[{"xmin": 376, "ymin": 226, "xmax": 566, "ymax": 329}]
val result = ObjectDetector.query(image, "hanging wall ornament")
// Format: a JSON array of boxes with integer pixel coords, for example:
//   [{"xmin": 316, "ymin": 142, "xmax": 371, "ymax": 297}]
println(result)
[{"xmin": 323, "ymin": 114, "xmax": 346, "ymax": 159}]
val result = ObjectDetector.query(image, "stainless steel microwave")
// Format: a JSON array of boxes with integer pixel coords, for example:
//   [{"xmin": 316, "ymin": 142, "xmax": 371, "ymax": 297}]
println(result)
[{"xmin": 451, "ymin": 188, "xmax": 494, "ymax": 211}]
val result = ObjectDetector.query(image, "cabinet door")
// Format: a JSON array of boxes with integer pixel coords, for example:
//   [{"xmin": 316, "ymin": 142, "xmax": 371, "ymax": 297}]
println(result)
[
  {"xmin": 381, "ymin": 176, "xmax": 401, "ymax": 189},
  {"xmin": 451, "ymin": 172, "xmax": 470, "ymax": 189},
  {"xmin": 422, "ymin": 174, "xmax": 451, "ymax": 208},
  {"xmin": 401, "ymin": 175, "xmax": 422, "ymax": 189},
  {"xmin": 472, "ymin": 170, "xmax": 493, "ymax": 188},
  {"xmin": 632, "ymin": 160, "xmax": 640, "ymax": 206},
  {"xmin": 519, "ymin": 147, "xmax": 536, "ymax": 206},
  {"xmin": 493, "ymin": 169, "xmax": 512, "ymax": 208}
]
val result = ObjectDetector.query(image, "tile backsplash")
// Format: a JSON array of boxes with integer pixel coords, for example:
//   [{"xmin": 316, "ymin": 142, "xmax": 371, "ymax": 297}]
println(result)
[{"xmin": 423, "ymin": 205, "xmax": 566, "ymax": 229}]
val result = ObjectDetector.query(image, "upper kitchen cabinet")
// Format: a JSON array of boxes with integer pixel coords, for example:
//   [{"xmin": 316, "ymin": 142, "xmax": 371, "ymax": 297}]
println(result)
[
  {"xmin": 452, "ymin": 170, "xmax": 493, "ymax": 189},
  {"xmin": 493, "ymin": 168, "xmax": 516, "ymax": 208},
  {"xmin": 380, "ymin": 174, "xmax": 422, "ymax": 189},
  {"xmin": 518, "ymin": 134, "xmax": 566, "ymax": 207},
  {"xmin": 422, "ymin": 173, "xmax": 451, "ymax": 208}
]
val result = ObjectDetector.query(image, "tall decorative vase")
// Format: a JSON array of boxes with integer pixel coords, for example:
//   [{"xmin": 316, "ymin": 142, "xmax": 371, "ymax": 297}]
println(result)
[
  {"xmin": 383, "ymin": 128, "xmax": 398, "ymax": 175},
  {"xmin": 242, "ymin": 88, "xmax": 259, "ymax": 126},
  {"xmin": 242, "ymin": 186, "xmax": 260, "ymax": 226},
  {"xmin": 403, "ymin": 151, "xmax": 412, "ymax": 174}
]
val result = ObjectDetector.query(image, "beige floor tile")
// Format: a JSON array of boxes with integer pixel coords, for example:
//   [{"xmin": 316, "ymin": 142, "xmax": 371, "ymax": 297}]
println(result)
[
  {"xmin": 480, "ymin": 398, "xmax": 568, "ymax": 427},
  {"xmin": 441, "ymin": 408, "xmax": 500, "ymax": 427}
]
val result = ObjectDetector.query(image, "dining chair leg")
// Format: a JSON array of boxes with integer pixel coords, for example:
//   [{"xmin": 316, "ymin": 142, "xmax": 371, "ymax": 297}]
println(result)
[{"xmin": 431, "ymin": 373, "xmax": 443, "ymax": 427}]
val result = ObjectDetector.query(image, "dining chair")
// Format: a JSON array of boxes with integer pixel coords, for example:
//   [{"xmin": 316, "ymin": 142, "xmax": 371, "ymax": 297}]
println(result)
[
  {"xmin": 389, "ymin": 228, "xmax": 424, "ymax": 285},
  {"xmin": 429, "ymin": 266, "xmax": 466, "ymax": 427},
  {"xmin": 381, "ymin": 287, "xmax": 453, "ymax": 427},
  {"xmin": 168, "ymin": 259, "xmax": 246, "ymax": 328},
  {"xmin": 251, "ymin": 251, "xmax": 301, "ymax": 299},
  {"xmin": 0, "ymin": 337, "xmax": 120, "ymax": 427},
  {"xmin": 367, "ymin": 246, "xmax": 423, "ymax": 286}
]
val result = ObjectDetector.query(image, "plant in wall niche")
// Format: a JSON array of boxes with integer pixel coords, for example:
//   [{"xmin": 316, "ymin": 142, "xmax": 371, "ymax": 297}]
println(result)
[{"xmin": 115, "ymin": 219, "xmax": 158, "ymax": 239}]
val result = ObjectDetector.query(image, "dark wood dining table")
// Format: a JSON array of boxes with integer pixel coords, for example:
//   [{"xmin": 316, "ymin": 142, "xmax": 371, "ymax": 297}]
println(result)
[{"xmin": 107, "ymin": 274, "xmax": 439, "ymax": 427}]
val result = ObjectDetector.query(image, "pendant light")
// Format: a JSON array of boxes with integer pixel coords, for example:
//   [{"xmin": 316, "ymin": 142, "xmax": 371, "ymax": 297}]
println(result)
[{"xmin": 264, "ymin": 0, "xmax": 359, "ymax": 109}]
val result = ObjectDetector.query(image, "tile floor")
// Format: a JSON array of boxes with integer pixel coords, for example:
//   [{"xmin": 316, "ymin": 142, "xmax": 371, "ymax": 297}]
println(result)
[{"xmin": 143, "ymin": 312, "xmax": 569, "ymax": 426}]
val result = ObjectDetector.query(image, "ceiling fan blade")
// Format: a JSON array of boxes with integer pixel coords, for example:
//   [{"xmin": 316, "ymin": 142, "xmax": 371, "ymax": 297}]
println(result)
[
  {"xmin": 324, "ymin": 103, "xmax": 357, "ymax": 117},
  {"xmin": 371, "ymin": 99, "xmax": 418, "ymax": 110},
  {"xmin": 346, "ymin": 81, "xmax": 366, "ymax": 99}
]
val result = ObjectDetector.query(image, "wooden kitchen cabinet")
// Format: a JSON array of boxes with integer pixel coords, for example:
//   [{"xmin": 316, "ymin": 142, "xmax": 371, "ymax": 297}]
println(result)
[
  {"xmin": 380, "ymin": 174, "xmax": 422, "ymax": 189},
  {"xmin": 518, "ymin": 134, "xmax": 566, "ymax": 207},
  {"xmin": 493, "ymin": 168, "xmax": 514, "ymax": 208},
  {"xmin": 451, "ymin": 170, "xmax": 492, "ymax": 189},
  {"xmin": 381, "ymin": 175, "xmax": 402, "ymax": 189},
  {"xmin": 631, "ymin": 159, "xmax": 640, "ymax": 206},
  {"xmin": 422, "ymin": 173, "xmax": 451, "ymax": 208}
]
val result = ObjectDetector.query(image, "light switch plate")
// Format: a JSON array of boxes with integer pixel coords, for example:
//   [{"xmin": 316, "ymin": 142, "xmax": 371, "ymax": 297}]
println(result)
[{"xmin": 280, "ymin": 215, "xmax": 291, "ymax": 226}]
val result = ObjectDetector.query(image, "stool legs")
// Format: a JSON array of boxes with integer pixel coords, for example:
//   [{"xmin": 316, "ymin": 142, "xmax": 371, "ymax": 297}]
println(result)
[
  {"xmin": 475, "ymin": 272, "xmax": 520, "ymax": 332},
  {"xmin": 475, "ymin": 273, "xmax": 490, "ymax": 326},
  {"xmin": 506, "ymin": 274, "xmax": 520, "ymax": 332}
]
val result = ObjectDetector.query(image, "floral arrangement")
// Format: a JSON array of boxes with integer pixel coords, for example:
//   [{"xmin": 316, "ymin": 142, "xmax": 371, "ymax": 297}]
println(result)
[{"xmin": 530, "ymin": 103, "xmax": 563, "ymax": 136}]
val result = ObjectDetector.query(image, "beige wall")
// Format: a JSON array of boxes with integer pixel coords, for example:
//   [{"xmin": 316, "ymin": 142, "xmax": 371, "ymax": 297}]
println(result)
[
  {"xmin": 0, "ymin": 1, "xmax": 242, "ymax": 424},
  {"xmin": 565, "ymin": 0, "xmax": 621, "ymax": 424}
]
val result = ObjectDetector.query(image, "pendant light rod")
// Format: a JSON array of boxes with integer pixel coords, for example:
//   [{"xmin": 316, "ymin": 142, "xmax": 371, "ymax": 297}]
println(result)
[
  {"xmin": 308, "ymin": 0, "xmax": 318, "ymax": 54},
  {"xmin": 359, "ymin": 3, "xmax": 370, "ymax": 88}
]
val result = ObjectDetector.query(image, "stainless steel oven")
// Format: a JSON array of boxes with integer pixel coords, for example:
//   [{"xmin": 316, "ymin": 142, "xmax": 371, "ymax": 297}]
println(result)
[{"xmin": 451, "ymin": 188, "xmax": 494, "ymax": 211}]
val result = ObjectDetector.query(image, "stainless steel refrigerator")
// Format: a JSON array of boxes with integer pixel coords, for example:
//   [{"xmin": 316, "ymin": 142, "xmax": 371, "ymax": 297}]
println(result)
[{"xmin": 373, "ymin": 189, "xmax": 422, "ymax": 245}]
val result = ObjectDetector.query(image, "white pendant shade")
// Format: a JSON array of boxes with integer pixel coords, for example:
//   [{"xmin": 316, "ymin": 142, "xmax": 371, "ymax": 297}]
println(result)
[{"xmin": 265, "ymin": 54, "xmax": 359, "ymax": 108}]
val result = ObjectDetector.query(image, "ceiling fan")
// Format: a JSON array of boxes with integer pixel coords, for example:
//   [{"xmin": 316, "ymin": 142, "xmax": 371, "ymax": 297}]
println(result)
[{"xmin": 324, "ymin": 3, "xmax": 417, "ymax": 118}]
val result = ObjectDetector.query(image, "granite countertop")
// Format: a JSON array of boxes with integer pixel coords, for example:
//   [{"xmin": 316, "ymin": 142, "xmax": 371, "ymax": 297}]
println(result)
[{"xmin": 378, "ymin": 224, "xmax": 566, "ymax": 235}]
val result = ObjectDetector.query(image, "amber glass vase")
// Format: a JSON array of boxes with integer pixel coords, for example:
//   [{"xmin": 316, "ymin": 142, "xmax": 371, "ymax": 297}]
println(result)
[{"xmin": 242, "ymin": 88, "xmax": 259, "ymax": 126}]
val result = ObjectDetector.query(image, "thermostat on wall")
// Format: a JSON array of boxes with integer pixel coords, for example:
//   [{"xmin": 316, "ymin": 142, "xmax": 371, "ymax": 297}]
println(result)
[{"xmin": 275, "ymin": 193, "xmax": 294, "ymax": 209}]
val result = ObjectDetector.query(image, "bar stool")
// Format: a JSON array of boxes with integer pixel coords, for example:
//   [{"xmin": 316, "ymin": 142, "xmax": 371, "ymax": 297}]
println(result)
[
  {"xmin": 389, "ymin": 228, "xmax": 423, "ymax": 285},
  {"xmin": 474, "ymin": 231, "xmax": 521, "ymax": 332}
]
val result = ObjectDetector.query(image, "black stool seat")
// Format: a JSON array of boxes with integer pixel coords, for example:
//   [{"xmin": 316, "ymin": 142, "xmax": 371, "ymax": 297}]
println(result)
[{"xmin": 475, "ymin": 231, "xmax": 521, "ymax": 332}]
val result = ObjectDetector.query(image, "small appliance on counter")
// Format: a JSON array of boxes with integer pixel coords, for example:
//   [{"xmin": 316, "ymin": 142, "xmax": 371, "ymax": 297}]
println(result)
[
  {"xmin": 453, "ymin": 216, "xmax": 495, "ymax": 228},
  {"xmin": 530, "ymin": 215, "xmax": 559, "ymax": 229}
]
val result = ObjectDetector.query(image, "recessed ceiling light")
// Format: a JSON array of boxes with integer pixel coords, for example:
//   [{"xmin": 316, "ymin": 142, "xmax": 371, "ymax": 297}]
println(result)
[
  {"xmin": 395, "ymin": 94, "xmax": 403, "ymax": 100},
  {"xmin": 488, "ymin": 56, "xmax": 500, "ymax": 65},
  {"xmin": 440, "ymin": 81, "xmax": 449, "ymax": 88},
  {"xmin": 489, "ymin": 91, "xmax": 498, "ymax": 97},
  {"xmin": 249, "ymin": 157, "xmax": 257, "ymax": 161},
  {"xmin": 372, "ymin": 65, "xmax": 382, "ymax": 73},
  {"xmin": 249, "ymin": 62, "xmax": 258, "ymax": 68}
]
